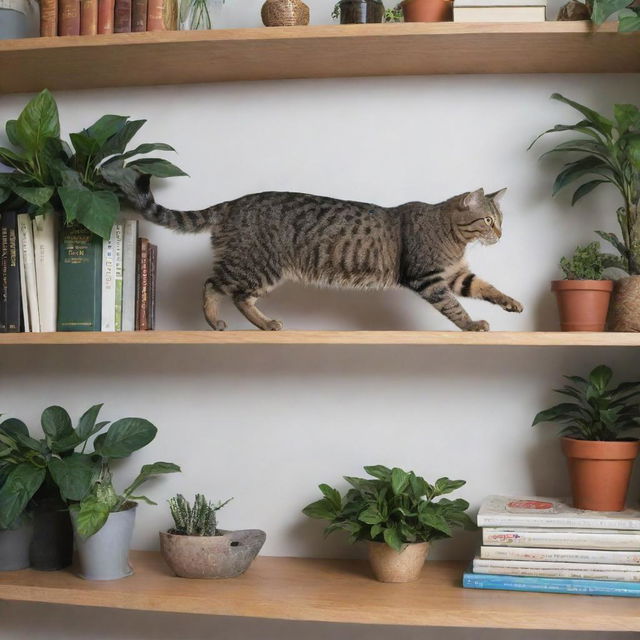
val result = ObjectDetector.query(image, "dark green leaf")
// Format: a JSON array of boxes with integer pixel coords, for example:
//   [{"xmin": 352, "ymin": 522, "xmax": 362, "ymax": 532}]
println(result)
[
  {"xmin": 358, "ymin": 506, "xmax": 384, "ymax": 525},
  {"xmin": 84, "ymin": 115, "xmax": 129, "ymax": 145},
  {"xmin": 383, "ymin": 526, "xmax": 404, "ymax": 551},
  {"xmin": 552, "ymin": 156, "xmax": 611, "ymax": 196},
  {"xmin": 122, "ymin": 461, "xmax": 180, "ymax": 501},
  {"xmin": 589, "ymin": 365, "xmax": 613, "ymax": 392},
  {"xmin": 390, "ymin": 467, "xmax": 409, "ymax": 496},
  {"xmin": 12, "ymin": 185, "xmax": 54, "ymax": 206},
  {"xmin": 614, "ymin": 104, "xmax": 640, "ymax": 133},
  {"xmin": 434, "ymin": 477, "xmax": 466, "ymax": 496},
  {"xmin": 126, "ymin": 158, "xmax": 187, "ymax": 178},
  {"xmin": 41, "ymin": 405, "xmax": 74, "ymax": 441},
  {"xmin": 94, "ymin": 417, "xmax": 157, "ymax": 459},
  {"xmin": 95, "ymin": 119, "xmax": 146, "ymax": 161},
  {"xmin": 532, "ymin": 403, "xmax": 587, "ymax": 426},
  {"xmin": 5, "ymin": 119, "xmax": 22, "ymax": 147},
  {"xmin": 302, "ymin": 498, "xmax": 337, "ymax": 520},
  {"xmin": 591, "ymin": 0, "xmax": 633, "ymax": 22},
  {"xmin": 319, "ymin": 484, "xmax": 342, "ymax": 511},
  {"xmin": 619, "ymin": 10, "xmax": 640, "ymax": 32},
  {"xmin": 15, "ymin": 89, "xmax": 60, "ymax": 153},
  {"xmin": 0, "ymin": 463, "xmax": 46, "ymax": 528},
  {"xmin": 47, "ymin": 453, "xmax": 98, "ymax": 501},
  {"xmin": 0, "ymin": 147, "xmax": 27, "ymax": 170},
  {"xmin": 363, "ymin": 465, "xmax": 391, "ymax": 481},
  {"xmin": 550, "ymin": 93, "xmax": 613, "ymax": 136},
  {"xmin": 76, "ymin": 404, "xmax": 104, "ymax": 440},
  {"xmin": 595, "ymin": 231, "xmax": 629, "ymax": 260},
  {"xmin": 58, "ymin": 187, "xmax": 119, "ymax": 239},
  {"xmin": 571, "ymin": 180, "xmax": 608, "ymax": 205},
  {"xmin": 118, "ymin": 142, "xmax": 175, "ymax": 161}
]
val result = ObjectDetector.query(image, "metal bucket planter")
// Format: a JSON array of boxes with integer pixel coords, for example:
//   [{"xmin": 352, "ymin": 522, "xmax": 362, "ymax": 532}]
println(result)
[{"xmin": 0, "ymin": 519, "xmax": 33, "ymax": 571}]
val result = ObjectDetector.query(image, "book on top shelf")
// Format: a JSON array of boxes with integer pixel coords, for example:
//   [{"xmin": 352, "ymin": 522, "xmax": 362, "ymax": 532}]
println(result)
[
  {"xmin": 480, "ymin": 545, "xmax": 640, "ymax": 565},
  {"xmin": 453, "ymin": 0, "xmax": 546, "ymax": 21},
  {"xmin": 482, "ymin": 527, "xmax": 640, "ymax": 550},
  {"xmin": 58, "ymin": 0, "xmax": 81, "ymax": 34}
]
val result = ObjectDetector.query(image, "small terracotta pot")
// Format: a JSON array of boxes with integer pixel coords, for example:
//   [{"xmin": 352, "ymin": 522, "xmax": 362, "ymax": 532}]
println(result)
[
  {"xmin": 561, "ymin": 437, "xmax": 640, "ymax": 512},
  {"xmin": 551, "ymin": 280, "xmax": 613, "ymax": 331},
  {"xmin": 609, "ymin": 275, "xmax": 640, "ymax": 332},
  {"xmin": 367, "ymin": 541, "xmax": 429, "ymax": 582},
  {"xmin": 402, "ymin": 0, "xmax": 452, "ymax": 21}
]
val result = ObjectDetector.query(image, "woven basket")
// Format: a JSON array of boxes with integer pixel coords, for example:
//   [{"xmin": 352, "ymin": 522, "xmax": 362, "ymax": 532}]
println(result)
[
  {"xmin": 261, "ymin": 0, "xmax": 310, "ymax": 26},
  {"xmin": 609, "ymin": 276, "xmax": 640, "ymax": 332}
]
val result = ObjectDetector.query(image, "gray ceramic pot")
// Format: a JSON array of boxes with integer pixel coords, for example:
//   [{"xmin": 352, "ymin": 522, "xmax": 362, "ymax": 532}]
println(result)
[
  {"xmin": 71, "ymin": 504, "xmax": 137, "ymax": 580},
  {"xmin": 0, "ymin": 519, "xmax": 33, "ymax": 571},
  {"xmin": 159, "ymin": 529, "xmax": 266, "ymax": 579}
]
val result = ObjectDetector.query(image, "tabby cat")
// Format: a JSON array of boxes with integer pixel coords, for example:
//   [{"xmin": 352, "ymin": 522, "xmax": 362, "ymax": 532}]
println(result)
[{"xmin": 124, "ymin": 176, "xmax": 523, "ymax": 331}]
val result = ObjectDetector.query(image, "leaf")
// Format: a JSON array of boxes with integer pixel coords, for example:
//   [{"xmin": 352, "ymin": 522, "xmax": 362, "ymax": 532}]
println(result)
[
  {"xmin": 302, "ymin": 498, "xmax": 337, "ymax": 520},
  {"xmin": 358, "ymin": 505, "xmax": 384, "ymax": 525},
  {"xmin": 118, "ymin": 142, "xmax": 176, "ymax": 161},
  {"xmin": 619, "ymin": 9, "xmax": 640, "ymax": 31},
  {"xmin": 532, "ymin": 403, "xmax": 587, "ymax": 426},
  {"xmin": 0, "ymin": 147, "xmax": 28, "ymax": 170},
  {"xmin": 370, "ymin": 523, "xmax": 384, "ymax": 540},
  {"xmin": 84, "ymin": 115, "xmax": 129, "ymax": 145},
  {"xmin": 383, "ymin": 526, "xmax": 404, "ymax": 551},
  {"xmin": 571, "ymin": 179, "xmax": 608, "ymax": 205},
  {"xmin": 12, "ymin": 185, "xmax": 54, "ymax": 206},
  {"xmin": 0, "ymin": 463, "xmax": 46, "ymax": 529},
  {"xmin": 0, "ymin": 418, "xmax": 28, "ymax": 439},
  {"xmin": 5, "ymin": 119, "xmax": 22, "ymax": 147},
  {"xmin": 319, "ymin": 484, "xmax": 342, "ymax": 512},
  {"xmin": 541, "ymin": 139, "xmax": 609, "ymax": 159},
  {"xmin": 127, "ymin": 494, "xmax": 157, "ymax": 505},
  {"xmin": 433, "ymin": 477, "xmax": 466, "ymax": 495},
  {"xmin": 69, "ymin": 132, "xmax": 100, "ymax": 159},
  {"xmin": 390, "ymin": 467, "xmax": 409, "ymax": 496},
  {"xmin": 15, "ymin": 89, "xmax": 60, "ymax": 154},
  {"xmin": 552, "ymin": 156, "xmax": 611, "ymax": 196},
  {"xmin": 417, "ymin": 505, "xmax": 452, "ymax": 536},
  {"xmin": 58, "ymin": 187, "xmax": 119, "ymax": 239},
  {"xmin": 595, "ymin": 230, "xmax": 629, "ymax": 260},
  {"xmin": 363, "ymin": 465, "xmax": 391, "ymax": 481},
  {"xmin": 41, "ymin": 405, "xmax": 74, "ymax": 441},
  {"xmin": 95, "ymin": 119, "xmax": 146, "ymax": 161},
  {"xmin": 73, "ymin": 496, "xmax": 110, "ymax": 538},
  {"xmin": 614, "ymin": 104, "xmax": 640, "ymax": 133},
  {"xmin": 589, "ymin": 365, "xmax": 613, "ymax": 392},
  {"xmin": 76, "ymin": 404, "xmax": 104, "ymax": 440},
  {"xmin": 47, "ymin": 453, "xmax": 98, "ymax": 501},
  {"xmin": 591, "ymin": 0, "xmax": 633, "ymax": 22},
  {"xmin": 126, "ymin": 158, "xmax": 187, "ymax": 178},
  {"xmin": 121, "ymin": 461, "xmax": 180, "ymax": 500},
  {"xmin": 94, "ymin": 417, "xmax": 157, "ymax": 459},
  {"xmin": 551, "ymin": 93, "xmax": 614, "ymax": 137},
  {"xmin": 528, "ymin": 120, "xmax": 604, "ymax": 149}
]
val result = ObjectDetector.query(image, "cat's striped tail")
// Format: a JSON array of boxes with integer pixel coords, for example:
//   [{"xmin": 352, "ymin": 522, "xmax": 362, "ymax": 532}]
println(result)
[{"xmin": 122, "ymin": 173, "xmax": 217, "ymax": 233}]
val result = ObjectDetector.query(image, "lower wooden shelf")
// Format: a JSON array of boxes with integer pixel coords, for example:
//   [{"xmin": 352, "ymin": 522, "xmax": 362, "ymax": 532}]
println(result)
[{"xmin": 0, "ymin": 552, "xmax": 638, "ymax": 631}]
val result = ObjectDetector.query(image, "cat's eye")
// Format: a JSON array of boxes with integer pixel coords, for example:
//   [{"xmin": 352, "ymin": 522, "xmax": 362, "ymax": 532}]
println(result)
[{"xmin": 484, "ymin": 217, "xmax": 494, "ymax": 226}]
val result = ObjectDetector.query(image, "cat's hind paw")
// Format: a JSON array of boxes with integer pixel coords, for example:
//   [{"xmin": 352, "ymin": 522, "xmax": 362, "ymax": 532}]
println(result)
[
  {"xmin": 466, "ymin": 320, "xmax": 490, "ymax": 332},
  {"xmin": 210, "ymin": 320, "xmax": 227, "ymax": 331},
  {"xmin": 265, "ymin": 320, "xmax": 283, "ymax": 331}
]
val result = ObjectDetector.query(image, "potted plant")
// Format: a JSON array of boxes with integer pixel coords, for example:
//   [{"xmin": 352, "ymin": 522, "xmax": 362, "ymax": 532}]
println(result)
[
  {"xmin": 552, "ymin": 242, "xmax": 613, "ymax": 331},
  {"xmin": 530, "ymin": 95, "xmax": 640, "ymax": 331},
  {"xmin": 160, "ymin": 493, "xmax": 266, "ymax": 579},
  {"xmin": 0, "ymin": 89, "xmax": 185, "ymax": 240},
  {"xmin": 591, "ymin": 0, "xmax": 639, "ymax": 31},
  {"xmin": 0, "ymin": 516, "xmax": 32, "ymax": 572},
  {"xmin": 332, "ymin": 0, "xmax": 385, "ymax": 23},
  {"xmin": 303, "ymin": 465, "xmax": 473, "ymax": 583},
  {"xmin": 401, "ymin": 0, "xmax": 452, "ymax": 22},
  {"xmin": 533, "ymin": 364, "xmax": 640, "ymax": 512}
]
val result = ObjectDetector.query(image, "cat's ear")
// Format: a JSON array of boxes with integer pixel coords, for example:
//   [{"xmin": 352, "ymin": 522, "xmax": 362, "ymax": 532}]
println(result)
[
  {"xmin": 462, "ymin": 188, "xmax": 485, "ymax": 209},
  {"xmin": 487, "ymin": 188, "xmax": 507, "ymax": 203}
]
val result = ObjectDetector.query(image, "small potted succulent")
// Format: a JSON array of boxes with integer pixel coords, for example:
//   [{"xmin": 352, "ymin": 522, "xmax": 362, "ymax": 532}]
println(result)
[
  {"xmin": 401, "ymin": 0, "xmax": 452, "ymax": 22},
  {"xmin": 552, "ymin": 242, "xmax": 613, "ymax": 331},
  {"xmin": 533, "ymin": 365, "xmax": 640, "ymax": 512},
  {"xmin": 303, "ymin": 465, "xmax": 473, "ymax": 583},
  {"xmin": 332, "ymin": 0, "xmax": 385, "ymax": 23},
  {"xmin": 160, "ymin": 494, "xmax": 266, "ymax": 579}
]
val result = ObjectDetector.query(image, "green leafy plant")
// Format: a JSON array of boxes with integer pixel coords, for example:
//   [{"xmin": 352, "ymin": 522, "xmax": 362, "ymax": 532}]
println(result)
[
  {"xmin": 302, "ymin": 465, "xmax": 473, "ymax": 552},
  {"xmin": 591, "ymin": 0, "xmax": 639, "ymax": 32},
  {"xmin": 384, "ymin": 4, "xmax": 404, "ymax": 20},
  {"xmin": 532, "ymin": 365, "xmax": 640, "ymax": 441},
  {"xmin": 0, "ymin": 89, "xmax": 186, "ymax": 239},
  {"xmin": 168, "ymin": 493, "xmax": 232, "ymax": 536},
  {"xmin": 559, "ymin": 242, "xmax": 607, "ymax": 279},
  {"xmin": 530, "ymin": 94, "xmax": 640, "ymax": 275}
]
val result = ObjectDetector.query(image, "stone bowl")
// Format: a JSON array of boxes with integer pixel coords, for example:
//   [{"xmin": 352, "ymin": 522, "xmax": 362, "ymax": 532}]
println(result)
[{"xmin": 159, "ymin": 529, "xmax": 266, "ymax": 579}]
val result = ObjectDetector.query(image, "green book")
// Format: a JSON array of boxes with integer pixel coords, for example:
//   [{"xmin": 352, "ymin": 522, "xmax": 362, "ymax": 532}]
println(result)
[{"xmin": 57, "ymin": 223, "xmax": 102, "ymax": 332}]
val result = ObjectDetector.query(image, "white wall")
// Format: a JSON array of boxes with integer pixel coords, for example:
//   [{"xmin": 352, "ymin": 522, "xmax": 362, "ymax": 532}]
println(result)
[{"xmin": 1, "ymin": 2, "xmax": 639, "ymax": 637}]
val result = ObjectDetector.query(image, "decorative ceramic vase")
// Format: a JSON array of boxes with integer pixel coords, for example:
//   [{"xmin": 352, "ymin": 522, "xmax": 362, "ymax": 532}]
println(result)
[
  {"xmin": 261, "ymin": 0, "xmax": 310, "ymax": 26},
  {"xmin": 338, "ymin": 0, "xmax": 384, "ymax": 23},
  {"xmin": 160, "ymin": 529, "xmax": 266, "ymax": 578},
  {"xmin": 609, "ymin": 275, "xmax": 640, "ymax": 332},
  {"xmin": 367, "ymin": 541, "xmax": 429, "ymax": 583},
  {"xmin": 30, "ymin": 495, "xmax": 73, "ymax": 571},
  {"xmin": 0, "ymin": 519, "xmax": 33, "ymax": 571},
  {"xmin": 551, "ymin": 280, "xmax": 613, "ymax": 331},
  {"xmin": 402, "ymin": 0, "xmax": 452, "ymax": 22},
  {"xmin": 562, "ymin": 437, "xmax": 640, "ymax": 512},
  {"xmin": 71, "ymin": 504, "xmax": 137, "ymax": 580}
]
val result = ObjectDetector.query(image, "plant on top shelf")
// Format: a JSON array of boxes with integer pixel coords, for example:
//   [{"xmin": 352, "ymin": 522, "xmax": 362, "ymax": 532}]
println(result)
[
  {"xmin": 0, "ymin": 89, "xmax": 186, "ymax": 239},
  {"xmin": 533, "ymin": 364, "xmax": 640, "ymax": 512},
  {"xmin": 303, "ymin": 465, "xmax": 473, "ymax": 583},
  {"xmin": 560, "ymin": 242, "xmax": 607, "ymax": 281}
]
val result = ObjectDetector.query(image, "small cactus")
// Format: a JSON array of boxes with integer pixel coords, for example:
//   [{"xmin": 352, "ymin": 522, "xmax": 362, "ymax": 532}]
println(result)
[{"xmin": 168, "ymin": 493, "xmax": 232, "ymax": 536}]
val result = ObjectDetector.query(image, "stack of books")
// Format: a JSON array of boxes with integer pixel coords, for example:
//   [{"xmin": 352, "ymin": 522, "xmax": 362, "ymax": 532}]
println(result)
[
  {"xmin": 0, "ymin": 212, "xmax": 157, "ymax": 333},
  {"xmin": 453, "ymin": 0, "xmax": 546, "ymax": 21},
  {"xmin": 464, "ymin": 496, "xmax": 640, "ymax": 597}
]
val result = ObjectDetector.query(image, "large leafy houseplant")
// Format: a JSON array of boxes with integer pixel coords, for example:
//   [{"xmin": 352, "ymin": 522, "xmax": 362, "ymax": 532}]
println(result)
[
  {"xmin": 591, "ymin": 0, "xmax": 640, "ymax": 32},
  {"xmin": 0, "ymin": 89, "xmax": 186, "ymax": 239}
]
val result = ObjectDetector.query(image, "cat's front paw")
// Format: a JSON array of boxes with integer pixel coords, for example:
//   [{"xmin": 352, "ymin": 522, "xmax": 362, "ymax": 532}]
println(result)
[
  {"xmin": 266, "ymin": 320, "xmax": 283, "ymax": 331},
  {"xmin": 502, "ymin": 297, "xmax": 524, "ymax": 313},
  {"xmin": 466, "ymin": 320, "xmax": 490, "ymax": 332}
]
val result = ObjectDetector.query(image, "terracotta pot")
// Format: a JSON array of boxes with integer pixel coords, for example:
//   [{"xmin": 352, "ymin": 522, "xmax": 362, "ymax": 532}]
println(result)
[
  {"xmin": 609, "ymin": 275, "xmax": 640, "ymax": 332},
  {"xmin": 402, "ymin": 0, "xmax": 452, "ymax": 22},
  {"xmin": 551, "ymin": 280, "xmax": 613, "ymax": 331},
  {"xmin": 367, "ymin": 541, "xmax": 429, "ymax": 582},
  {"xmin": 561, "ymin": 437, "xmax": 639, "ymax": 512}
]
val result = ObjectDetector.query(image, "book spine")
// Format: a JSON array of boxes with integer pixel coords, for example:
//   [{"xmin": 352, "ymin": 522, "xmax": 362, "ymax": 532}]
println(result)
[
  {"xmin": 17, "ymin": 217, "xmax": 30, "ymax": 332},
  {"xmin": 121, "ymin": 219, "xmax": 138, "ymax": 332},
  {"xmin": 32, "ymin": 214, "xmax": 58, "ymax": 333},
  {"xmin": 148, "ymin": 243, "xmax": 157, "ymax": 330},
  {"xmin": 80, "ymin": 0, "xmax": 98, "ymax": 34},
  {"xmin": 101, "ymin": 228, "xmax": 116, "ymax": 332},
  {"xmin": 480, "ymin": 546, "xmax": 640, "ymax": 565},
  {"xmin": 146, "ymin": 0, "xmax": 165, "ymax": 31},
  {"xmin": 113, "ymin": 0, "xmax": 131, "ymax": 32},
  {"xmin": 16, "ymin": 214, "xmax": 39, "ymax": 333},
  {"xmin": 136, "ymin": 237, "xmax": 149, "ymax": 330},
  {"xmin": 462, "ymin": 571, "xmax": 640, "ymax": 597},
  {"xmin": 40, "ymin": 0, "xmax": 58, "ymax": 35},
  {"xmin": 58, "ymin": 0, "xmax": 81, "ymax": 34},
  {"xmin": 5, "ymin": 212, "xmax": 21, "ymax": 333},
  {"xmin": 57, "ymin": 225, "xmax": 102, "ymax": 332},
  {"xmin": 131, "ymin": 0, "xmax": 147, "ymax": 30},
  {"xmin": 113, "ymin": 223, "xmax": 123, "ymax": 332},
  {"xmin": 472, "ymin": 561, "xmax": 640, "ymax": 582},
  {"xmin": 477, "ymin": 513, "xmax": 640, "ymax": 531},
  {"xmin": 0, "ymin": 214, "xmax": 7, "ymax": 332},
  {"xmin": 482, "ymin": 528, "xmax": 640, "ymax": 550},
  {"xmin": 97, "ymin": 0, "xmax": 115, "ymax": 32}
]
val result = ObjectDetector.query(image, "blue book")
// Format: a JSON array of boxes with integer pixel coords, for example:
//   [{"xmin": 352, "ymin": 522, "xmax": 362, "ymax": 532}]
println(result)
[{"xmin": 463, "ymin": 571, "xmax": 640, "ymax": 598}]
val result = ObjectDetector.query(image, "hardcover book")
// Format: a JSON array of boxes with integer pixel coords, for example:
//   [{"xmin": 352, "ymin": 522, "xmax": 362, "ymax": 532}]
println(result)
[
  {"xmin": 0, "ymin": 213, "xmax": 7, "ymax": 332},
  {"xmin": 101, "ymin": 226, "xmax": 117, "ymax": 332},
  {"xmin": 136, "ymin": 237, "xmax": 149, "ymax": 330},
  {"xmin": 121, "ymin": 219, "xmax": 138, "ymax": 332},
  {"xmin": 5, "ymin": 212, "xmax": 21, "ymax": 333},
  {"xmin": 17, "ymin": 214, "xmax": 39, "ymax": 333},
  {"xmin": 40, "ymin": 0, "xmax": 58, "ymax": 35},
  {"xmin": 80, "ymin": 0, "xmax": 98, "ymax": 34},
  {"xmin": 453, "ymin": 6, "xmax": 546, "ymax": 21},
  {"xmin": 482, "ymin": 527, "xmax": 640, "ymax": 550},
  {"xmin": 113, "ymin": 0, "xmax": 131, "ymax": 32},
  {"xmin": 32, "ymin": 213, "xmax": 58, "ymax": 333},
  {"xmin": 97, "ymin": 0, "xmax": 115, "ymax": 32},
  {"xmin": 114, "ymin": 223, "xmax": 123, "ymax": 331},
  {"xmin": 146, "ymin": 0, "xmax": 165, "ymax": 30},
  {"xmin": 132, "ymin": 0, "xmax": 147, "ymax": 31},
  {"xmin": 58, "ymin": 0, "xmax": 81, "ymax": 35},
  {"xmin": 148, "ymin": 243, "xmax": 157, "ymax": 330},
  {"xmin": 480, "ymin": 545, "xmax": 640, "ymax": 566}
]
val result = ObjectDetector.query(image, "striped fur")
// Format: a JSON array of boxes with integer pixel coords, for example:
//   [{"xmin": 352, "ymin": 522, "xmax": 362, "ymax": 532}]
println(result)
[{"xmin": 123, "ymin": 178, "xmax": 523, "ymax": 331}]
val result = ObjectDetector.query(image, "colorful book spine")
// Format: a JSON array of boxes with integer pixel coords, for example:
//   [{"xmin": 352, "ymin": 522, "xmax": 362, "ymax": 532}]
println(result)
[
  {"xmin": 17, "ymin": 214, "xmax": 40, "ymax": 333},
  {"xmin": 136, "ymin": 237, "xmax": 149, "ymax": 330},
  {"xmin": 17, "ymin": 217, "xmax": 30, "ymax": 333},
  {"xmin": 32, "ymin": 214, "xmax": 58, "ymax": 333},
  {"xmin": 463, "ymin": 571, "xmax": 640, "ymax": 597},
  {"xmin": 58, "ymin": 0, "xmax": 81, "ymax": 34},
  {"xmin": 146, "ymin": 0, "xmax": 165, "ymax": 30},
  {"xmin": 101, "ymin": 227, "xmax": 116, "ymax": 332},
  {"xmin": 132, "ymin": 0, "xmax": 147, "ymax": 30},
  {"xmin": 480, "ymin": 546, "xmax": 640, "ymax": 565},
  {"xmin": 80, "ymin": 0, "xmax": 99, "ymax": 34},
  {"xmin": 97, "ymin": 0, "xmax": 115, "ymax": 33},
  {"xmin": 482, "ymin": 528, "xmax": 640, "ymax": 551},
  {"xmin": 121, "ymin": 219, "xmax": 138, "ymax": 332},
  {"xmin": 0, "ymin": 214, "xmax": 7, "ymax": 332},
  {"xmin": 57, "ymin": 224, "xmax": 102, "ymax": 332},
  {"xmin": 113, "ymin": 0, "xmax": 131, "ymax": 32},
  {"xmin": 148, "ymin": 243, "xmax": 157, "ymax": 330},
  {"xmin": 114, "ymin": 223, "xmax": 123, "ymax": 331},
  {"xmin": 40, "ymin": 0, "xmax": 58, "ymax": 35},
  {"xmin": 5, "ymin": 212, "xmax": 21, "ymax": 333}
]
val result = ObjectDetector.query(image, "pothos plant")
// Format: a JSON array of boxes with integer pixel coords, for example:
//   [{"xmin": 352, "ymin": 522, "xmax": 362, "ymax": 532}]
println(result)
[
  {"xmin": 0, "ymin": 89, "xmax": 186, "ymax": 239},
  {"xmin": 302, "ymin": 465, "xmax": 473, "ymax": 552},
  {"xmin": 591, "ymin": 0, "xmax": 640, "ymax": 32}
]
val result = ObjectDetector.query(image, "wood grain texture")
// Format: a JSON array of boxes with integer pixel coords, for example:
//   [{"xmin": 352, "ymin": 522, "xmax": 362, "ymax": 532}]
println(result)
[
  {"xmin": 0, "ymin": 23, "xmax": 637, "ymax": 94},
  {"xmin": 0, "ymin": 553, "xmax": 638, "ymax": 631},
  {"xmin": 0, "ymin": 330, "xmax": 639, "ymax": 346}
]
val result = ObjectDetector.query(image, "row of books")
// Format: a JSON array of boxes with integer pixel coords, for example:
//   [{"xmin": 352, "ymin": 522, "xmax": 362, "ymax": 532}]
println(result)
[
  {"xmin": 464, "ymin": 496, "xmax": 640, "ymax": 597},
  {"xmin": 453, "ymin": 0, "xmax": 546, "ymax": 22},
  {"xmin": 40, "ymin": 0, "xmax": 176, "ymax": 36},
  {"xmin": 0, "ymin": 212, "xmax": 157, "ymax": 333}
]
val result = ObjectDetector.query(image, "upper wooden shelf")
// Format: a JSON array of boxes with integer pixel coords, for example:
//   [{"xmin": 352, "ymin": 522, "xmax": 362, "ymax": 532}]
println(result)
[
  {"xmin": 0, "ymin": 552, "xmax": 637, "ymax": 631},
  {"xmin": 0, "ymin": 330, "xmax": 639, "ymax": 346},
  {"xmin": 0, "ymin": 23, "xmax": 637, "ymax": 94}
]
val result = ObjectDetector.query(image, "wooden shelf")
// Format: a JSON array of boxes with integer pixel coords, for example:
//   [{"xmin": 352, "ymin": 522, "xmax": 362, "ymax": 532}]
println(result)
[
  {"xmin": 0, "ymin": 23, "xmax": 637, "ymax": 94},
  {"xmin": 0, "ymin": 330, "xmax": 639, "ymax": 346},
  {"xmin": 0, "ymin": 552, "xmax": 638, "ymax": 631}
]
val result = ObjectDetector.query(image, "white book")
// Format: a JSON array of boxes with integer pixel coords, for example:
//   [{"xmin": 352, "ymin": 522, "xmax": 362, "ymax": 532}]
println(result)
[
  {"xmin": 17, "ymin": 214, "xmax": 40, "ymax": 332},
  {"xmin": 453, "ymin": 6, "xmax": 546, "ymax": 20},
  {"xmin": 478, "ymin": 496, "xmax": 640, "ymax": 531},
  {"xmin": 113, "ymin": 223, "xmax": 124, "ymax": 332},
  {"xmin": 16, "ymin": 214, "xmax": 30, "ymax": 332},
  {"xmin": 31, "ymin": 213, "xmax": 57, "ymax": 332},
  {"xmin": 455, "ymin": 0, "xmax": 545, "ymax": 7},
  {"xmin": 121, "ymin": 219, "xmax": 138, "ymax": 332},
  {"xmin": 473, "ymin": 557, "xmax": 640, "ymax": 582},
  {"xmin": 480, "ymin": 546, "xmax": 640, "ymax": 566},
  {"xmin": 101, "ymin": 227, "xmax": 117, "ymax": 332},
  {"xmin": 483, "ymin": 527, "xmax": 640, "ymax": 550}
]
